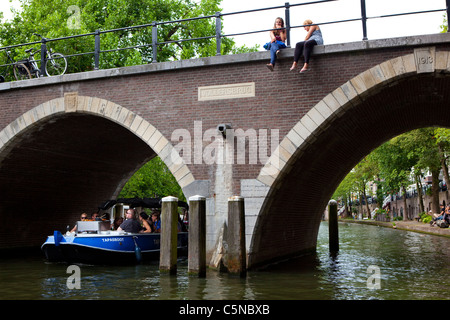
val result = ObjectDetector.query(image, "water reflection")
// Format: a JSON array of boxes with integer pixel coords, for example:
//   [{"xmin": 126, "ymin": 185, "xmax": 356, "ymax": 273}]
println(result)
[{"xmin": 1, "ymin": 222, "xmax": 449, "ymax": 300}]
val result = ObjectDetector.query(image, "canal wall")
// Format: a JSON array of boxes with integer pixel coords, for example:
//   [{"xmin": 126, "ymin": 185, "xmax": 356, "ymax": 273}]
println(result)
[
  {"xmin": 341, "ymin": 220, "xmax": 450, "ymax": 238},
  {"xmin": 330, "ymin": 190, "xmax": 449, "ymax": 221}
]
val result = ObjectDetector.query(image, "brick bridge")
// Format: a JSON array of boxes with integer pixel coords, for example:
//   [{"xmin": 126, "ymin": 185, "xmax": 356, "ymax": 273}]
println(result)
[{"xmin": 1, "ymin": 33, "xmax": 450, "ymax": 268}]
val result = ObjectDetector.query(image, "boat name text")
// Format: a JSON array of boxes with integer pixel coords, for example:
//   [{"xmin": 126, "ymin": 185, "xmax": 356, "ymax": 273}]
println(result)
[{"xmin": 102, "ymin": 238, "xmax": 124, "ymax": 242}]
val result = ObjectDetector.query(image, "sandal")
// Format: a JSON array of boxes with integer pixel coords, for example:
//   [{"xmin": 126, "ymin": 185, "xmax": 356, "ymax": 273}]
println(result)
[{"xmin": 266, "ymin": 64, "xmax": 274, "ymax": 71}]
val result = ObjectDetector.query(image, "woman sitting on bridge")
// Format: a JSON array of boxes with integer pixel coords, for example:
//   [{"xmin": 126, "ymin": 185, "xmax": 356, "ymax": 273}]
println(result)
[
  {"xmin": 290, "ymin": 19, "xmax": 323, "ymax": 73},
  {"xmin": 264, "ymin": 17, "xmax": 287, "ymax": 71}
]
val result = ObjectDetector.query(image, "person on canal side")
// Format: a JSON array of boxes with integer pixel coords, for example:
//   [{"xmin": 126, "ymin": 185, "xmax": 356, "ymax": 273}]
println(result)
[
  {"xmin": 118, "ymin": 208, "xmax": 142, "ymax": 233},
  {"xmin": 290, "ymin": 19, "xmax": 323, "ymax": 73},
  {"xmin": 430, "ymin": 205, "xmax": 450, "ymax": 227},
  {"xmin": 264, "ymin": 17, "xmax": 287, "ymax": 71}
]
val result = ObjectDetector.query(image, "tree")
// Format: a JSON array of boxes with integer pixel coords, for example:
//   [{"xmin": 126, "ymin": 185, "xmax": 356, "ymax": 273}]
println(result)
[
  {"xmin": 119, "ymin": 156, "xmax": 185, "ymax": 201},
  {"xmin": 333, "ymin": 169, "xmax": 357, "ymax": 218},
  {"xmin": 352, "ymin": 155, "xmax": 378, "ymax": 218},
  {"xmin": 371, "ymin": 134, "xmax": 418, "ymax": 218},
  {"xmin": 403, "ymin": 128, "xmax": 442, "ymax": 214},
  {"xmin": 434, "ymin": 127, "xmax": 450, "ymax": 197},
  {"xmin": 0, "ymin": 0, "xmax": 258, "ymax": 74}
]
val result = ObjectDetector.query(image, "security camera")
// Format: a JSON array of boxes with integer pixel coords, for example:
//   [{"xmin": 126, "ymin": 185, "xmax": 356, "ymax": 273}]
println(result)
[{"xmin": 217, "ymin": 124, "xmax": 232, "ymax": 137}]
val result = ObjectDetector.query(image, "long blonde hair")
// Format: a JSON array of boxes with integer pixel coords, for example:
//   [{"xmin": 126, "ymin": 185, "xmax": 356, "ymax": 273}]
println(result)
[{"xmin": 303, "ymin": 19, "xmax": 319, "ymax": 30}]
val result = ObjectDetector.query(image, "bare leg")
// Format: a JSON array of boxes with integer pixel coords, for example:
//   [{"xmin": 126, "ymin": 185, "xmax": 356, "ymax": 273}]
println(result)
[{"xmin": 290, "ymin": 61, "xmax": 298, "ymax": 71}]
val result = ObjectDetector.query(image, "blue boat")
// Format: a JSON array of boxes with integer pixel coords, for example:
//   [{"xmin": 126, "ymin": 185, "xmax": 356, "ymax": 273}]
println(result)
[{"xmin": 41, "ymin": 198, "xmax": 189, "ymax": 264}]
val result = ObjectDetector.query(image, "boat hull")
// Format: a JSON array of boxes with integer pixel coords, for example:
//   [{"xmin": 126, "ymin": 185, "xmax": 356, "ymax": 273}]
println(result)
[{"xmin": 41, "ymin": 232, "xmax": 188, "ymax": 264}]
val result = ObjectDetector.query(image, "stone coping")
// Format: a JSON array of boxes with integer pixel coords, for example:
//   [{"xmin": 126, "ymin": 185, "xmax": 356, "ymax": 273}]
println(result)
[
  {"xmin": 342, "ymin": 219, "xmax": 450, "ymax": 238},
  {"xmin": 1, "ymin": 33, "xmax": 450, "ymax": 92}
]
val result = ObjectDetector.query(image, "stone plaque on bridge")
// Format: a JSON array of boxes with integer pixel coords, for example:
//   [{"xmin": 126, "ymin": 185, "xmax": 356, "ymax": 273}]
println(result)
[
  {"xmin": 414, "ymin": 47, "xmax": 435, "ymax": 73},
  {"xmin": 198, "ymin": 82, "xmax": 255, "ymax": 101}
]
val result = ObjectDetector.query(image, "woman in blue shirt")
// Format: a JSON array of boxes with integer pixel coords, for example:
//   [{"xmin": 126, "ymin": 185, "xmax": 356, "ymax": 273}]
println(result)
[{"xmin": 264, "ymin": 17, "xmax": 287, "ymax": 71}]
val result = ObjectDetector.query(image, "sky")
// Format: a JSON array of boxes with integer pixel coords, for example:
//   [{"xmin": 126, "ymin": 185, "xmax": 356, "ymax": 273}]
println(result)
[
  {"xmin": 220, "ymin": 0, "xmax": 447, "ymax": 47},
  {"xmin": 0, "ymin": 0, "xmax": 447, "ymax": 47}
]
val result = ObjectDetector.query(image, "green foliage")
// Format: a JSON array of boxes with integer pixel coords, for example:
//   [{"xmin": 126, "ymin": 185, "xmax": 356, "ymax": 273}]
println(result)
[
  {"xmin": 419, "ymin": 212, "xmax": 432, "ymax": 224},
  {"xmin": 119, "ymin": 156, "xmax": 185, "ymax": 201},
  {"xmin": 0, "ymin": 0, "xmax": 258, "ymax": 74},
  {"xmin": 373, "ymin": 208, "xmax": 386, "ymax": 219},
  {"xmin": 441, "ymin": 14, "xmax": 448, "ymax": 33},
  {"xmin": 422, "ymin": 215, "xmax": 432, "ymax": 224}
]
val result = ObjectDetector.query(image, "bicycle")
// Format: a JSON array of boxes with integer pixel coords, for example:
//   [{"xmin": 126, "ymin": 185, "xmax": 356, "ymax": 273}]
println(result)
[
  {"xmin": 20, "ymin": 33, "xmax": 68, "ymax": 78},
  {"xmin": 0, "ymin": 49, "xmax": 32, "ymax": 82}
]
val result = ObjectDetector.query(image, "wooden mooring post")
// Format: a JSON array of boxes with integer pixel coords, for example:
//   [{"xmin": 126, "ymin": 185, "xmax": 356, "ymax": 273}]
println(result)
[
  {"xmin": 188, "ymin": 195, "xmax": 206, "ymax": 277},
  {"xmin": 160, "ymin": 196, "xmax": 179, "ymax": 275},
  {"xmin": 226, "ymin": 196, "xmax": 246, "ymax": 277},
  {"xmin": 328, "ymin": 200, "xmax": 339, "ymax": 253}
]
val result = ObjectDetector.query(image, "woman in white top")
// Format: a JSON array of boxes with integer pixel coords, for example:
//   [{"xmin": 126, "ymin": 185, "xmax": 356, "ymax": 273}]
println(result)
[{"xmin": 290, "ymin": 19, "xmax": 323, "ymax": 73}]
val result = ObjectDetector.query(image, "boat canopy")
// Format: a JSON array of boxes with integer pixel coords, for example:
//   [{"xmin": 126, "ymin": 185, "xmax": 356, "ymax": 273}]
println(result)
[{"xmin": 98, "ymin": 197, "xmax": 189, "ymax": 211}]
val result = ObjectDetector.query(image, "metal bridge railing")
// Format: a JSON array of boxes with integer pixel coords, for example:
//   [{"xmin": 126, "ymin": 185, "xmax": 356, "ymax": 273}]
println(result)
[{"xmin": 0, "ymin": 0, "xmax": 449, "ymax": 78}]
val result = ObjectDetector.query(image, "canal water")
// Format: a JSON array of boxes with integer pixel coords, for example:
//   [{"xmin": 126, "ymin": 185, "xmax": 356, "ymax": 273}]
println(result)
[{"xmin": 0, "ymin": 222, "xmax": 449, "ymax": 300}]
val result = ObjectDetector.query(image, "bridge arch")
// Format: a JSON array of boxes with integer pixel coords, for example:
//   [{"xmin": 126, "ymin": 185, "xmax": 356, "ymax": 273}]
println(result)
[
  {"xmin": 249, "ymin": 49, "xmax": 450, "ymax": 268},
  {"xmin": 0, "ymin": 94, "xmax": 193, "ymax": 248},
  {"xmin": 0, "ymin": 93, "xmax": 194, "ymax": 191}
]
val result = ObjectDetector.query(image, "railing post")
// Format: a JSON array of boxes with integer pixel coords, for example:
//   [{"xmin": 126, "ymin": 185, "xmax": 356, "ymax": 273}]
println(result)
[
  {"xmin": 94, "ymin": 29, "xmax": 100, "ymax": 70},
  {"xmin": 284, "ymin": 2, "xmax": 291, "ymax": 48},
  {"xmin": 40, "ymin": 37, "xmax": 47, "ymax": 77},
  {"xmin": 215, "ymin": 12, "xmax": 222, "ymax": 56},
  {"xmin": 152, "ymin": 21, "xmax": 158, "ymax": 63},
  {"xmin": 360, "ymin": 0, "xmax": 368, "ymax": 40}
]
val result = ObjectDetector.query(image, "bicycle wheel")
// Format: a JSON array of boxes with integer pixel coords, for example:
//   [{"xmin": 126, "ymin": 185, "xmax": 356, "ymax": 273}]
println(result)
[
  {"xmin": 45, "ymin": 52, "xmax": 67, "ymax": 76},
  {"xmin": 13, "ymin": 63, "xmax": 32, "ymax": 81}
]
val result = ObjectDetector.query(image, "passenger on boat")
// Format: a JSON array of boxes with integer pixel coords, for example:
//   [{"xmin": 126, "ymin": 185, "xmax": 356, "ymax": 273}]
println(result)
[
  {"xmin": 91, "ymin": 212, "xmax": 100, "ymax": 220},
  {"xmin": 117, "ymin": 209, "xmax": 142, "ymax": 233},
  {"xmin": 113, "ymin": 217, "xmax": 124, "ymax": 230},
  {"xmin": 70, "ymin": 213, "xmax": 88, "ymax": 232},
  {"xmin": 151, "ymin": 210, "xmax": 161, "ymax": 233},
  {"xmin": 181, "ymin": 208, "xmax": 189, "ymax": 229},
  {"xmin": 139, "ymin": 212, "xmax": 153, "ymax": 233}
]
